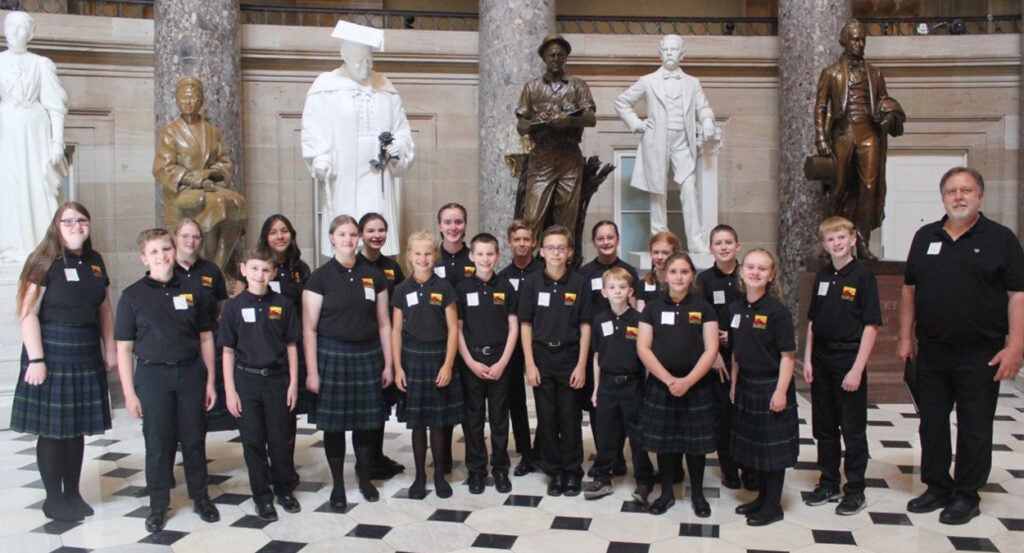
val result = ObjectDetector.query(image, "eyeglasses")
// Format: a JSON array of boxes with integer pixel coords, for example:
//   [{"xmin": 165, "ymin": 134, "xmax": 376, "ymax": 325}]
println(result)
[
  {"xmin": 59, "ymin": 218, "xmax": 90, "ymax": 227},
  {"xmin": 543, "ymin": 245, "xmax": 570, "ymax": 253}
]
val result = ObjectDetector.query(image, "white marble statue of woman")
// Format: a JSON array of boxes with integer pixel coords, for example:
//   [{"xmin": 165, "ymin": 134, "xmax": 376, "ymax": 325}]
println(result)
[{"xmin": 0, "ymin": 12, "xmax": 68, "ymax": 263}]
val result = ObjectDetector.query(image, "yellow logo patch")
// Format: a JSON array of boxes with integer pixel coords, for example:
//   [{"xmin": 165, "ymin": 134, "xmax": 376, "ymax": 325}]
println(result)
[
  {"xmin": 753, "ymin": 314, "xmax": 768, "ymax": 329},
  {"xmin": 493, "ymin": 292, "xmax": 506, "ymax": 305},
  {"xmin": 841, "ymin": 286, "xmax": 857, "ymax": 301},
  {"xmin": 625, "ymin": 326, "xmax": 639, "ymax": 340},
  {"xmin": 383, "ymin": 268, "xmax": 395, "ymax": 280},
  {"xmin": 181, "ymin": 293, "xmax": 194, "ymax": 307},
  {"xmin": 464, "ymin": 266, "xmax": 476, "ymax": 277},
  {"xmin": 201, "ymin": 275, "xmax": 213, "ymax": 287},
  {"xmin": 91, "ymin": 265, "xmax": 102, "ymax": 277},
  {"xmin": 361, "ymin": 278, "xmax": 374, "ymax": 288},
  {"xmin": 564, "ymin": 292, "xmax": 577, "ymax": 306},
  {"xmin": 688, "ymin": 311, "xmax": 702, "ymax": 324},
  {"xmin": 268, "ymin": 306, "xmax": 282, "ymax": 320},
  {"xmin": 429, "ymin": 292, "xmax": 444, "ymax": 305}
]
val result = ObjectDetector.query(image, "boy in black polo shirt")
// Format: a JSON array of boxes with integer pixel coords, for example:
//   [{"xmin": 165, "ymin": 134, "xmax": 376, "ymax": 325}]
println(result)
[
  {"xmin": 582, "ymin": 267, "xmax": 654, "ymax": 502},
  {"xmin": 220, "ymin": 247, "xmax": 303, "ymax": 522},
  {"xmin": 457, "ymin": 233, "xmax": 519, "ymax": 494},
  {"xmin": 115, "ymin": 229, "xmax": 220, "ymax": 533},
  {"xmin": 803, "ymin": 216, "xmax": 881, "ymax": 516},
  {"xmin": 519, "ymin": 225, "xmax": 592, "ymax": 497}
]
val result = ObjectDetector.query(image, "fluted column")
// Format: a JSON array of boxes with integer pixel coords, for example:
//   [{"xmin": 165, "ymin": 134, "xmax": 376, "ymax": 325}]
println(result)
[{"xmin": 478, "ymin": 0, "xmax": 555, "ymax": 240}]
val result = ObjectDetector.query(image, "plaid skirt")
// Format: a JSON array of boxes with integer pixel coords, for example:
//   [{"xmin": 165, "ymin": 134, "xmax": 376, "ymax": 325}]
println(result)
[
  {"xmin": 10, "ymin": 323, "xmax": 111, "ymax": 439},
  {"xmin": 398, "ymin": 339, "xmax": 462, "ymax": 429},
  {"xmin": 730, "ymin": 373, "xmax": 799, "ymax": 471},
  {"xmin": 313, "ymin": 337, "xmax": 387, "ymax": 432},
  {"xmin": 641, "ymin": 376, "xmax": 716, "ymax": 454}
]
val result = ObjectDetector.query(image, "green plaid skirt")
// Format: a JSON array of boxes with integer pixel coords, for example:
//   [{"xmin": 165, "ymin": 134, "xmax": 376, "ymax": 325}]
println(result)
[
  {"xmin": 313, "ymin": 336, "xmax": 387, "ymax": 432},
  {"xmin": 398, "ymin": 339, "xmax": 462, "ymax": 429}
]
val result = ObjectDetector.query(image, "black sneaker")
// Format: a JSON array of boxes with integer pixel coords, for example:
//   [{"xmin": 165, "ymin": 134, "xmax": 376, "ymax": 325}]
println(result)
[
  {"xmin": 804, "ymin": 485, "xmax": 841, "ymax": 506},
  {"xmin": 835, "ymin": 494, "xmax": 866, "ymax": 516},
  {"xmin": 582, "ymin": 480, "xmax": 613, "ymax": 500}
]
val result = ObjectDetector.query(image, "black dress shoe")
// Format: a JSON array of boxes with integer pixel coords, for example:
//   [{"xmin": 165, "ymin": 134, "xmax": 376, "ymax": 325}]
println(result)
[
  {"xmin": 145, "ymin": 507, "xmax": 168, "ymax": 533},
  {"xmin": 359, "ymin": 480, "xmax": 380, "ymax": 502},
  {"xmin": 735, "ymin": 498, "xmax": 764, "ymax": 515},
  {"xmin": 277, "ymin": 493, "xmax": 301, "ymax": 513},
  {"xmin": 65, "ymin": 493, "xmax": 94, "ymax": 518},
  {"xmin": 939, "ymin": 499, "xmax": 980, "ymax": 525},
  {"xmin": 434, "ymin": 476, "xmax": 453, "ymax": 499},
  {"xmin": 408, "ymin": 477, "xmax": 427, "ymax": 500},
  {"xmin": 467, "ymin": 473, "xmax": 486, "ymax": 495},
  {"xmin": 514, "ymin": 459, "xmax": 535, "ymax": 477},
  {"xmin": 194, "ymin": 497, "xmax": 220, "ymax": 523},
  {"xmin": 493, "ymin": 472, "xmax": 512, "ymax": 494},
  {"xmin": 256, "ymin": 501, "xmax": 278, "ymax": 522},
  {"xmin": 747, "ymin": 507, "xmax": 784, "ymax": 526},
  {"xmin": 42, "ymin": 497, "xmax": 82, "ymax": 522},
  {"xmin": 329, "ymin": 486, "xmax": 347, "ymax": 511},
  {"xmin": 563, "ymin": 474, "xmax": 582, "ymax": 497},
  {"xmin": 547, "ymin": 474, "xmax": 565, "ymax": 497},
  {"xmin": 649, "ymin": 495, "xmax": 676, "ymax": 515},
  {"xmin": 907, "ymin": 491, "xmax": 952, "ymax": 514},
  {"xmin": 692, "ymin": 497, "xmax": 711, "ymax": 518}
]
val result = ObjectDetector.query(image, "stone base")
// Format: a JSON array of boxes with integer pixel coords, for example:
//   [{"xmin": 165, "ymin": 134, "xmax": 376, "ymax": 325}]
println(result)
[
  {"xmin": 798, "ymin": 258, "xmax": 909, "ymax": 404},
  {"xmin": 0, "ymin": 264, "xmax": 23, "ymax": 430}
]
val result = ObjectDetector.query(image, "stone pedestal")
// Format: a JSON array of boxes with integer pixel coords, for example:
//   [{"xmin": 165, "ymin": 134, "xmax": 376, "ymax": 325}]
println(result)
[
  {"xmin": 0, "ymin": 265, "xmax": 23, "ymax": 430},
  {"xmin": 798, "ymin": 258, "xmax": 908, "ymax": 404},
  {"xmin": 777, "ymin": 0, "xmax": 849, "ymax": 314},
  {"xmin": 477, "ymin": 0, "xmax": 554, "ymax": 240}
]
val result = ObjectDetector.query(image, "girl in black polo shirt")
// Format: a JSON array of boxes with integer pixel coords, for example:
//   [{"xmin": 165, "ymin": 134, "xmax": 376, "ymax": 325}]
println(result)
[
  {"xmin": 637, "ymin": 252, "xmax": 719, "ymax": 517},
  {"xmin": 637, "ymin": 231, "xmax": 682, "ymax": 311},
  {"xmin": 303, "ymin": 215, "xmax": 393, "ymax": 511},
  {"xmin": 392, "ymin": 231, "xmax": 461, "ymax": 499},
  {"xmin": 11, "ymin": 202, "xmax": 115, "ymax": 522}
]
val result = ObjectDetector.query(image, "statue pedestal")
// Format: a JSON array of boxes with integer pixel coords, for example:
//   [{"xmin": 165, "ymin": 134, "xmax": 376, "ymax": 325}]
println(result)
[
  {"xmin": 0, "ymin": 264, "xmax": 23, "ymax": 430},
  {"xmin": 798, "ymin": 258, "xmax": 908, "ymax": 404}
]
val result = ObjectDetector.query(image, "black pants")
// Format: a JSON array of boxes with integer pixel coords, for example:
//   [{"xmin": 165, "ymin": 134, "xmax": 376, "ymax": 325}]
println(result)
[
  {"xmin": 591, "ymin": 375, "xmax": 654, "ymax": 485},
  {"xmin": 506, "ymin": 344, "xmax": 534, "ymax": 459},
  {"xmin": 810, "ymin": 348, "xmax": 868, "ymax": 496},
  {"xmin": 461, "ymin": 350, "xmax": 512, "ymax": 476},
  {"xmin": 135, "ymin": 360, "xmax": 209, "ymax": 508},
  {"xmin": 532, "ymin": 343, "xmax": 583, "ymax": 476},
  {"xmin": 917, "ymin": 342, "xmax": 1001, "ymax": 505},
  {"xmin": 235, "ymin": 369, "xmax": 299, "ymax": 503}
]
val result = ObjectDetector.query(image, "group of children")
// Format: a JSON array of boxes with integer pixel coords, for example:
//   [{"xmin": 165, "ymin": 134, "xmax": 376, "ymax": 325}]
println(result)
[{"xmin": 63, "ymin": 201, "xmax": 880, "ymax": 532}]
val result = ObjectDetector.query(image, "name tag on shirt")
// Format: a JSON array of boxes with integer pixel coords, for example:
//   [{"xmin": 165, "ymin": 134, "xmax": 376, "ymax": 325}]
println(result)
[
  {"xmin": 927, "ymin": 242, "xmax": 942, "ymax": 255},
  {"xmin": 364, "ymin": 287, "xmax": 375, "ymax": 301},
  {"xmin": 538, "ymin": 292, "xmax": 550, "ymax": 307},
  {"xmin": 730, "ymin": 314, "xmax": 741, "ymax": 328},
  {"xmin": 466, "ymin": 292, "xmax": 480, "ymax": 307},
  {"xmin": 173, "ymin": 296, "xmax": 189, "ymax": 310},
  {"xmin": 434, "ymin": 266, "xmax": 446, "ymax": 278},
  {"xmin": 510, "ymin": 278, "xmax": 520, "ymax": 291},
  {"xmin": 241, "ymin": 308, "xmax": 256, "ymax": 323},
  {"xmin": 269, "ymin": 281, "xmax": 281, "ymax": 294},
  {"xmin": 713, "ymin": 290, "xmax": 726, "ymax": 304},
  {"xmin": 64, "ymin": 268, "xmax": 79, "ymax": 282},
  {"xmin": 591, "ymin": 277, "xmax": 603, "ymax": 291},
  {"xmin": 602, "ymin": 320, "xmax": 614, "ymax": 336},
  {"xmin": 406, "ymin": 291, "xmax": 419, "ymax": 306},
  {"xmin": 817, "ymin": 282, "xmax": 829, "ymax": 296},
  {"xmin": 645, "ymin": 282, "xmax": 657, "ymax": 292},
  {"xmin": 660, "ymin": 311, "xmax": 675, "ymax": 326}
]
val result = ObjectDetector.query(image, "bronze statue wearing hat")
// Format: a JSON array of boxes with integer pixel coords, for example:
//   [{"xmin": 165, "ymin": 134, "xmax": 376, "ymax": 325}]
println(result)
[{"xmin": 515, "ymin": 34, "xmax": 596, "ymax": 242}]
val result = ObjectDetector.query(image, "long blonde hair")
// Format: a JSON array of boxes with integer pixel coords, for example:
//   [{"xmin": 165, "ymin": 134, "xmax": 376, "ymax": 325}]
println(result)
[{"xmin": 738, "ymin": 248, "xmax": 783, "ymax": 299}]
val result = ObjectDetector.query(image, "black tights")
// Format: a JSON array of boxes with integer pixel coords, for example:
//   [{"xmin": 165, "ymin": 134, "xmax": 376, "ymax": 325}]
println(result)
[
  {"xmin": 656, "ymin": 453, "xmax": 706, "ymax": 500},
  {"xmin": 412, "ymin": 426, "xmax": 449, "ymax": 481},
  {"xmin": 323, "ymin": 430, "xmax": 376, "ymax": 490},
  {"xmin": 37, "ymin": 436, "xmax": 85, "ymax": 501}
]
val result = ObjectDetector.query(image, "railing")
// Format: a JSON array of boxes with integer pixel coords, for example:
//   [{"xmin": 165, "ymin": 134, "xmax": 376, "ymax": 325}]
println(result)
[{"xmin": 9, "ymin": 1, "xmax": 1022, "ymax": 37}]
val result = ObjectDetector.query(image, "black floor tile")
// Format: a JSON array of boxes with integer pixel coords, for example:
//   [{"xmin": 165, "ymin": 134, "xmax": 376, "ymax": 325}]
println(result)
[
  {"xmin": 793, "ymin": 461, "xmax": 819, "ymax": 471},
  {"xmin": 113, "ymin": 485, "xmax": 148, "ymax": 498},
  {"xmin": 620, "ymin": 501, "xmax": 648, "ymax": 513},
  {"xmin": 998, "ymin": 517, "xmax": 1024, "ymax": 531},
  {"xmin": 392, "ymin": 487, "xmax": 431, "ymax": 499},
  {"xmin": 864, "ymin": 477, "xmax": 889, "ymax": 489},
  {"xmin": 504, "ymin": 494, "xmax": 543, "ymax": 507},
  {"xmin": 124, "ymin": 506, "xmax": 151, "ymax": 518},
  {"xmin": 50, "ymin": 547, "xmax": 90, "ymax": 553},
  {"xmin": 678, "ymin": 523, "xmax": 719, "ymax": 538},
  {"xmin": 13, "ymin": 434, "xmax": 37, "ymax": 442},
  {"xmin": 25, "ymin": 479, "xmax": 44, "ymax": 489},
  {"xmin": 213, "ymin": 492, "xmax": 251, "ymax": 505},
  {"xmin": 346, "ymin": 524, "xmax": 392, "ymax": 539},
  {"xmin": 15, "ymin": 447, "xmax": 36, "ymax": 455},
  {"xmin": 685, "ymin": 486, "xmax": 720, "ymax": 499},
  {"xmin": 799, "ymin": 437, "xmax": 815, "ymax": 446},
  {"xmin": 94, "ymin": 452, "xmax": 130, "ymax": 461},
  {"xmin": 1008, "ymin": 469, "xmax": 1024, "ymax": 478},
  {"xmin": 314, "ymin": 500, "xmax": 354, "ymax": 514},
  {"xmin": 551, "ymin": 516, "xmax": 591, "ymax": 531},
  {"xmin": 993, "ymin": 415, "xmax": 1015, "ymax": 422},
  {"xmin": 138, "ymin": 530, "xmax": 189, "ymax": 546},
  {"xmin": 812, "ymin": 529, "xmax": 856, "ymax": 546},
  {"xmin": 18, "ymin": 462, "xmax": 37, "ymax": 471},
  {"xmin": 900, "ymin": 412, "xmax": 920, "ymax": 419},
  {"xmin": 897, "ymin": 465, "xmax": 920, "ymax": 475},
  {"xmin": 990, "ymin": 444, "xmax": 1012, "ymax": 452},
  {"xmin": 868, "ymin": 512, "xmax": 912, "ymax": 525},
  {"xmin": 31, "ymin": 519, "xmax": 81, "ymax": 535},
  {"xmin": 294, "ymin": 480, "xmax": 326, "ymax": 493},
  {"xmin": 102, "ymin": 467, "xmax": 141, "ymax": 478},
  {"xmin": 947, "ymin": 536, "xmax": 999, "ymax": 552},
  {"xmin": 472, "ymin": 533, "xmax": 518, "ymax": 549},
  {"xmin": 867, "ymin": 420, "xmax": 894, "ymax": 427},
  {"xmin": 428, "ymin": 509, "xmax": 472, "ymax": 523},
  {"xmin": 295, "ymin": 426, "xmax": 318, "ymax": 435},
  {"xmin": 880, "ymin": 441, "xmax": 913, "ymax": 449},
  {"xmin": 979, "ymin": 483, "xmax": 1007, "ymax": 494},
  {"xmin": 255, "ymin": 541, "xmax": 307, "ymax": 553},
  {"xmin": 86, "ymin": 438, "xmax": 119, "ymax": 447},
  {"xmin": 207, "ymin": 474, "xmax": 232, "ymax": 486},
  {"xmin": 1012, "ymin": 434, "xmax": 1024, "ymax": 441},
  {"xmin": 606, "ymin": 542, "xmax": 650, "ymax": 553},
  {"xmin": 232, "ymin": 515, "xmax": 274, "ymax": 529}
]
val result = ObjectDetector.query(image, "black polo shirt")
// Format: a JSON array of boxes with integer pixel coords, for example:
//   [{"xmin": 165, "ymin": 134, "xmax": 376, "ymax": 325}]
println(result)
[
  {"xmin": 218, "ymin": 290, "xmax": 301, "ymax": 368},
  {"xmin": 114, "ymin": 274, "xmax": 215, "ymax": 363},
  {"xmin": 498, "ymin": 256, "xmax": 544, "ymax": 293},
  {"xmin": 518, "ymin": 269, "xmax": 592, "ymax": 343},
  {"xmin": 392, "ymin": 275, "xmax": 456, "ymax": 342},
  {"xmin": 239, "ymin": 258, "xmax": 310, "ymax": 318},
  {"xmin": 697, "ymin": 263, "xmax": 742, "ymax": 325},
  {"xmin": 640, "ymin": 293, "xmax": 717, "ymax": 376},
  {"xmin": 434, "ymin": 242, "xmax": 475, "ymax": 288},
  {"xmin": 638, "ymin": 276, "xmax": 665, "ymax": 304},
  {"xmin": 305, "ymin": 257, "xmax": 387, "ymax": 342},
  {"xmin": 807, "ymin": 258, "xmax": 882, "ymax": 344},
  {"xmin": 35, "ymin": 249, "xmax": 109, "ymax": 326},
  {"xmin": 593, "ymin": 307, "xmax": 642, "ymax": 376},
  {"xmin": 457, "ymin": 274, "xmax": 518, "ymax": 348},
  {"xmin": 578, "ymin": 257, "xmax": 643, "ymax": 314},
  {"xmin": 358, "ymin": 251, "xmax": 405, "ymax": 296},
  {"xmin": 174, "ymin": 258, "xmax": 228, "ymax": 306},
  {"xmin": 727, "ymin": 293, "xmax": 796, "ymax": 377},
  {"xmin": 905, "ymin": 213, "xmax": 1024, "ymax": 345}
]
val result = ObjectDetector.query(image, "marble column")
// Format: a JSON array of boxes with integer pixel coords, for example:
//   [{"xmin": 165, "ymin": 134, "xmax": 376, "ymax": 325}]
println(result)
[
  {"xmin": 478, "ymin": 0, "xmax": 554, "ymax": 240},
  {"xmin": 777, "ymin": 0, "xmax": 849, "ymax": 311},
  {"xmin": 153, "ymin": 0, "xmax": 242, "ymax": 224}
]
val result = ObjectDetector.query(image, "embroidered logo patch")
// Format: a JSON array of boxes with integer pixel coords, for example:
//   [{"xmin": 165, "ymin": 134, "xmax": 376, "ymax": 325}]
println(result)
[
  {"xmin": 383, "ymin": 268, "xmax": 395, "ymax": 280},
  {"xmin": 361, "ymin": 278, "xmax": 374, "ymax": 288},
  {"xmin": 293, "ymin": 271, "xmax": 302, "ymax": 283},
  {"xmin": 268, "ymin": 306, "xmax": 282, "ymax": 320},
  {"xmin": 625, "ymin": 326, "xmax": 639, "ymax": 340},
  {"xmin": 493, "ymin": 292, "xmax": 506, "ymax": 305},
  {"xmin": 181, "ymin": 293, "xmax": 194, "ymax": 307},
  {"xmin": 91, "ymin": 265, "xmax": 102, "ymax": 277},
  {"xmin": 688, "ymin": 311, "xmax": 702, "ymax": 324},
  {"xmin": 753, "ymin": 314, "xmax": 767, "ymax": 329},
  {"xmin": 841, "ymin": 286, "xmax": 857, "ymax": 301},
  {"xmin": 564, "ymin": 292, "xmax": 577, "ymax": 306},
  {"xmin": 430, "ymin": 292, "xmax": 443, "ymax": 305},
  {"xmin": 464, "ymin": 266, "xmax": 476, "ymax": 277},
  {"xmin": 200, "ymin": 275, "xmax": 213, "ymax": 287}
]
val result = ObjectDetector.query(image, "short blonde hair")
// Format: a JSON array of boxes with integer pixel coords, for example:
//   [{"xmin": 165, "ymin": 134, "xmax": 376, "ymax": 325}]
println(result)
[
  {"xmin": 602, "ymin": 266, "xmax": 633, "ymax": 287},
  {"xmin": 818, "ymin": 216, "xmax": 854, "ymax": 240}
]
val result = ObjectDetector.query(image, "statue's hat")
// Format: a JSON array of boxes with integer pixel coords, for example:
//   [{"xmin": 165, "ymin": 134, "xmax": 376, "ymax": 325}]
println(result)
[
  {"xmin": 331, "ymin": 20, "xmax": 385, "ymax": 51},
  {"xmin": 537, "ymin": 34, "xmax": 572, "ymax": 57}
]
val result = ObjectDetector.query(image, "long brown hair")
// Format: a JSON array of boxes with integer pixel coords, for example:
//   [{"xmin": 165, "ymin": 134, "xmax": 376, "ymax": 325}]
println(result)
[{"xmin": 17, "ymin": 202, "xmax": 95, "ymax": 315}]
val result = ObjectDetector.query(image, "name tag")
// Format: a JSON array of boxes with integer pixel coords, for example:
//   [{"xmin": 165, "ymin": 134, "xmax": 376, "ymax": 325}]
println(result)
[
  {"xmin": 364, "ymin": 287, "xmax": 375, "ymax": 301},
  {"xmin": 434, "ymin": 266, "xmax": 446, "ymax": 278},
  {"xmin": 466, "ymin": 292, "xmax": 480, "ymax": 307},
  {"xmin": 591, "ymin": 277, "xmax": 603, "ymax": 291},
  {"xmin": 510, "ymin": 278, "xmax": 520, "ymax": 291},
  {"xmin": 64, "ymin": 268, "xmax": 79, "ymax": 282},
  {"xmin": 660, "ymin": 311, "xmax": 675, "ymax": 326},
  {"xmin": 241, "ymin": 308, "xmax": 256, "ymax": 323},
  {"xmin": 538, "ymin": 292, "xmax": 550, "ymax": 307},
  {"xmin": 927, "ymin": 242, "xmax": 942, "ymax": 255},
  {"xmin": 645, "ymin": 282, "xmax": 657, "ymax": 292},
  {"xmin": 406, "ymin": 291, "xmax": 419, "ymax": 306},
  {"xmin": 602, "ymin": 320, "xmax": 614, "ymax": 336},
  {"xmin": 269, "ymin": 281, "xmax": 281, "ymax": 294},
  {"xmin": 173, "ymin": 296, "xmax": 188, "ymax": 310},
  {"xmin": 817, "ymin": 282, "xmax": 829, "ymax": 296},
  {"xmin": 730, "ymin": 314, "xmax": 741, "ymax": 328},
  {"xmin": 713, "ymin": 290, "xmax": 725, "ymax": 304}
]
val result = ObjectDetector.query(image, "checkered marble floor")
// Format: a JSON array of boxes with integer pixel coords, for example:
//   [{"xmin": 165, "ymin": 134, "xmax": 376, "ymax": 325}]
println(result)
[{"xmin": 2, "ymin": 385, "xmax": 1024, "ymax": 553}]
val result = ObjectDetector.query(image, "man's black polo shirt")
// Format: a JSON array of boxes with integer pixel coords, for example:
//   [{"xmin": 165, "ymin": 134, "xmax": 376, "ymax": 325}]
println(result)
[
  {"xmin": 498, "ymin": 256, "xmax": 544, "ymax": 293},
  {"xmin": 807, "ymin": 258, "xmax": 882, "ymax": 344},
  {"xmin": 305, "ymin": 257, "xmax": 387, "ymax": 342},
  {"xmin": 218, "ymin": 290, "xmax": 301, "ymax": 368},
  {"xmin": 457, "ymin": 274, "xmax": 518, "ymax": 348},
  {"xmin": 593, "ymin": 307, "xmax": 643, "ymax": 376},
  {"xmin": 518, "ymin": 269, "xmax": 592, "ymax": 344},
  {"xmin": 114, "ymin": 274, "xmax": 215, "ymax": 363},
  {"xmin": 697, "ymin": 263, "xmax": 742, "ymax": 325}
]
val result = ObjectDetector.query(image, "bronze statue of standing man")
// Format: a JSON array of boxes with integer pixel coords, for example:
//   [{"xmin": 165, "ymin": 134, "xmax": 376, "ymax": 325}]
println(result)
[
  {"xmin": 516, "ymin": 35, "xmax": 597, "ymax": 242},
  {"xmin": 815, "ymin": 19, "xmax": 904, "ymax": 260}
]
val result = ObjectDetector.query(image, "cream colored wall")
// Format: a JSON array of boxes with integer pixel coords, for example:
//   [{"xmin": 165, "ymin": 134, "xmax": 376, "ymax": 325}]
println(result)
[{"xmin": 4, "ymin": 12, "xmax": 1020, "ymax": 303}]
